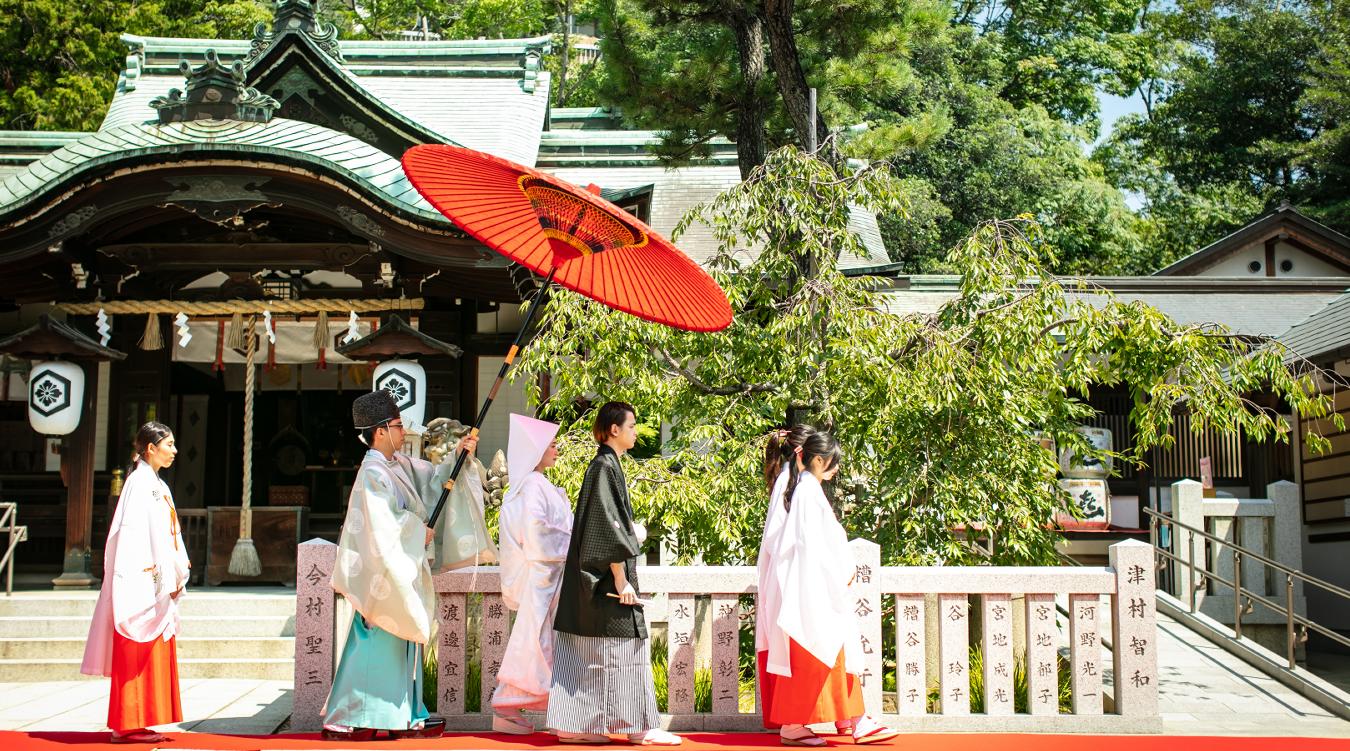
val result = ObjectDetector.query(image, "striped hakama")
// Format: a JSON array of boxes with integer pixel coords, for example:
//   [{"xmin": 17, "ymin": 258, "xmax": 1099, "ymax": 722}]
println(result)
[{"xmin": 546, "ymin": 631, "xmax": 659, "ymax": 734}]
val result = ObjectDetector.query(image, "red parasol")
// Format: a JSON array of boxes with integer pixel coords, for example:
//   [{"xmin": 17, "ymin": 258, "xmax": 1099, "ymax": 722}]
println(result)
[
  {"xmin": 401, "ymin": 144, "xmax": 733, "ymax": 526},
  {"xmin": 403, "ymin": 144, "xmax": 732, "ymax": 331}
]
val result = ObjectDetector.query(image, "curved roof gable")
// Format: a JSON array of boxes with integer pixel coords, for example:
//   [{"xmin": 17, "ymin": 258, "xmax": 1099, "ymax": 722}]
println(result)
[
  {"xmin": 0, "ymin": 118, "xmax": 446, "ymax": 224},
  {"xmin": 107, "ymin": 21, "xmax": 551, "ymax": 166}
]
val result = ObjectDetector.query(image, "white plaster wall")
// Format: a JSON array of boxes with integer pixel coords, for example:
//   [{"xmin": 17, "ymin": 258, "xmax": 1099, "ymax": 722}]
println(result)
[
  {"xmin": 1199, "ymin": 240, "xmax": 1347, "ymax": 277},
  {"xmin": 474, "ymin": 355, "xmax": 530, "ymax": 464}
]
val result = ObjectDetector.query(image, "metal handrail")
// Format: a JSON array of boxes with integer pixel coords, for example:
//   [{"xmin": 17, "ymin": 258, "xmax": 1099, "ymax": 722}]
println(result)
[
  {"xmin": 0, "ymin": 502, "xmax": 24, "ymax": 597},
  {"xmin": 1144, "ymin": 506, "xmax": 1350, "ymax": 668},
  {"xmin": 1143, "ymin": 507, "xmax": 1350, "ymax": 599}
]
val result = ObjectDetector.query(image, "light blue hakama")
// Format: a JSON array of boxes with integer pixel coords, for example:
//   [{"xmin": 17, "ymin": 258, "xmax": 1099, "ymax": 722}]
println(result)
[{"xmin": 323, "ymin": 612, "xmax": 429, "ymax": 730}]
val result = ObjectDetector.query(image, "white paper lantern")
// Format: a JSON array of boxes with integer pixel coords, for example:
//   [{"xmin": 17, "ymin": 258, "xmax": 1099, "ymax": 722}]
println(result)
[
  {"xmin": 28, "ymin": 360, "xmax": 85, "ymax": 436},
  {"xmin": 373, "ymin": 359, "xmax": 427, "ymax": 433}
]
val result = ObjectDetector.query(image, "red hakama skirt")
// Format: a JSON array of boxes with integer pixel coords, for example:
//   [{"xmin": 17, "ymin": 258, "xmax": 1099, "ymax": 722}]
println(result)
[
  {"xmin": 760, "ymin": 640, "xmax": 863, "ymax": 727},
  {"xmin": 108, "ymin": 631, "xmax": 182, "ymax": 732}
]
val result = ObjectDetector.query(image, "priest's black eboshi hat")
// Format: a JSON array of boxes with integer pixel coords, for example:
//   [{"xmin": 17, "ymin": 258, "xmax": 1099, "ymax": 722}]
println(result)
[{"xmin": 353, "ymin": 390, "xmax": 400, "ymax": 430}]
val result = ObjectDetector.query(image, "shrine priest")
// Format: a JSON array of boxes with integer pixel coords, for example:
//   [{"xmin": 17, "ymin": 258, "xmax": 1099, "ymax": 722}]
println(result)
[{"xmin": 321, "ymin": 390, "xmax": 482, "ymax": 741}]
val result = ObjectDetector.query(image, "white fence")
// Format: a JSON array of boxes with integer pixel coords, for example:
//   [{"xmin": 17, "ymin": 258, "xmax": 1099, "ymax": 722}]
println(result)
[{"xmin": 292, "ymin": 539, "xmax": 1159, "ymax": 733}]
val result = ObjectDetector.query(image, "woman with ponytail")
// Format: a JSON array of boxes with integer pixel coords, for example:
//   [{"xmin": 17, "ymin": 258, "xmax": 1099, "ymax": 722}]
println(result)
[
  {"xmin": 755, "ymin": 425, "xmax": 815, "ymax": 731},
  {"xmin": 81, "ymin": 422, "xmax": 188, "ymax": 744},
  {"xmin": 760, "ymin": 432, "xmax": 898, "ymax": 746}
]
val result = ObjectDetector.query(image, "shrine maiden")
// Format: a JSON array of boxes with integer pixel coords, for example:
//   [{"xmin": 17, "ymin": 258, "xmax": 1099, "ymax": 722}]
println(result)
[
  {"xmin": 321, "ymin": 390, "xmax": 484, "ymax": 741},
  {"xmin": 761, "ymin": 432, "xmax": 898, "ymax": 746},
  {"xmin": 489, "ymin": 413, "xmax": 571, "ymax": 733},
  {"xmin": 548, "ymin": 402, "xmax": 681, "ymax": 746},
  {"xmin": 81, "ymin": 422, "xmax": 189, "ymax": 744},
  {"xmin": 755, "ymin": 424, "xmax": 816, "ymax": 731}
]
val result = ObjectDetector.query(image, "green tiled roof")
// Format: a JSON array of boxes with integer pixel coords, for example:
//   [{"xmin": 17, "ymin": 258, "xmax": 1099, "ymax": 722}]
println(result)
[
  {"xmin": 126, "ymin": 34, "xmax": 552, "ymax": 71},
  {"xmin": 110, "ymin": 34, "xmax": 552, "ymax": 166},
  {"xmin": 1277, "ymin": 291, "xmax": 1350, "ymax": 363},
  {"xmin": 880, "ymin": 276, "xmax": 1347, "ymax": 339},
  {"xmin": 0, "ymin": 118, "xmax": 446, "ymax": 223}
]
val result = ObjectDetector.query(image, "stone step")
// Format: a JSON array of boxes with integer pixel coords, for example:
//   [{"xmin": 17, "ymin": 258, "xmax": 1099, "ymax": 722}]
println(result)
[
  {"xmin": 0, "ymin": 637, "xmax": 295, "ymax": 660},
  {"xmin": 0, "ymin": 615, "xmax": 293, "ymax": 638},
  {"xmin": 0, "ymin": 593, "xmax": 297, "ymax": 618},
  {"xmin": 0, "ymin": 657, "xmax": 295, "ymax": 682}
]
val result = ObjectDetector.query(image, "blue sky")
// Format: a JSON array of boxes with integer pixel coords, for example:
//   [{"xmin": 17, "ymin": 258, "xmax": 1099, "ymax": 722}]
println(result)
[{"xmin": 1097, "ymin": 91, "xmax": 1146, "ymax": 144}]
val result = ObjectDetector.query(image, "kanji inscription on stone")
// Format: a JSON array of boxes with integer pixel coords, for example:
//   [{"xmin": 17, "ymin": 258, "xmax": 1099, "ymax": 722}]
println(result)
[
  {"xmin": 1025, "ymin": 593, "xmax": 1057, "ymax": 717},
  {"xmin": 894, "ymin": 594, "xmax": 925, "ymax": 716},
  {"xmin": 850, "ymin": 539, "xmax": 883, "ymax": 715},
  {"xmin": 436, "ymin": 592, "xmax": 467, "ymax": 716},
  {"xmin": 938, "ymin": 593, "xmax": 969, "ymax": 715},
  {"xmin": 1111, "ymin": 541, "xmax": 1159, "ymax": 718},
  {"xmin": 982, "ymin": 593, "xmax": 1014, "ymax": 716},
  {"xmin": 711, "ymin": 594, "xmax": 741, "ymax": 716},
  {"xmin": 292, "ymin": 540, "xmax": 337, "ymax": 733},
  {"xmin": 667, "ymin": 594, "xmax": 696, "ymax": 714},
  {"xmin": 480, "ymin": 593, "xmax": 510, "ymax": 712}
]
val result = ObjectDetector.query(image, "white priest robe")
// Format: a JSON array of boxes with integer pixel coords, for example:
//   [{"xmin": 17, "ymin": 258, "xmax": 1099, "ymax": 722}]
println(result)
[
  {"xmin": 764, "ymin": 472, "xmax": 863, "ymax": 678},
  {"xmin": 82, "ymin": 460, "xmax": 190, "ymax": 676},
  {"xmin": 492, "ymin": 471, "xmax": 572, "ymax": 708},
  {"xmin": 326, "ymin": 448, "xmax": 487, "ymax": 730},
  {"xmin": 331, "ymin": 449, "xmax": 451, "ymax": 644}
]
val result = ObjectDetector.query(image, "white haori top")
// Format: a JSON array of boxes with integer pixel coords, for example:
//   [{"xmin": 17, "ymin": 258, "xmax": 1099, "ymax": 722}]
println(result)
[
  {"xmin": 764, "ymin": 471, "xmax": 863, "ymax": 677},
  {"xmin": 755, "ymin": 464, "xmax": 790, "ymax": 654},
  {"xmin": 331, "ymin": 449, "xmax": 445, "ymax": 645},
  {"xmin": 81, "ymin": 460, "xmax": 191, "ymax": 676}
]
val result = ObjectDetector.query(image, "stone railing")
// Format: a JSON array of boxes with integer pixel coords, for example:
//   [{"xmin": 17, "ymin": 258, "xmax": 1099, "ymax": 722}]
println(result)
[
  {"xmin": 292, "ymin": 539, "xmax": 1158, "ymax": 733},
  {"xmin": 1167, "ymin": 479, "xmax": 1306, "ymax": 626}
]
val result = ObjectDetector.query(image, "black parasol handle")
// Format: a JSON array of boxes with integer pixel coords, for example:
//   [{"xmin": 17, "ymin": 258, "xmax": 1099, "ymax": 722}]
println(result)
[{"xmin": 426, "ymin": 268, "xmax": 556, "ymax": 529}]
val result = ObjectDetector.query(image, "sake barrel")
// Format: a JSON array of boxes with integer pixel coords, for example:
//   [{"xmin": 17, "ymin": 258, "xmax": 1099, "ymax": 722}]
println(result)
[{"xmin": 1059, "ymin": 425, "xmax": 1113, "ymax": 479}]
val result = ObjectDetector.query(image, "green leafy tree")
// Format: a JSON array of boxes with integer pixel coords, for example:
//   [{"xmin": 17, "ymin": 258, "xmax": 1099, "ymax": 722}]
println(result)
[
  {"xmin": 594, "ymin": 1, "xmax": 1150, "ymax": 273},
  {"xmin": 951, "ymin": 0, "xmax": 1158, "ymax": 133},
  {"xmin": 1097, "ymin": 1, "xmax": 1350, "ymax": 263},
  {"xmin": 0, "ymin": 0, "xmax": 270, "ymax": 131},
  {"xmin": 517, "ymin": 146, "xmax": 1336, "ymax": 566},
  {"xmin": 1296, "ymin": 0, "xmax": 1350, "ymax": 228}
]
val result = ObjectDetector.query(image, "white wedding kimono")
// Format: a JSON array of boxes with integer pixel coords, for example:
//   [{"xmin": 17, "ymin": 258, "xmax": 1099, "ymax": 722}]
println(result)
[
  {"xmin": 764, "ymin": 472, "xmax": 863, "ymax": 678},
  {"xmin": 755, "ymin": 464, "xmax": 791, "ymax": 657},
  {"xmin": 82, "ymin": 460, "xmax": 190, "ymax": 676},
  {"xmin": 492, "ymin": 471, "xmax": 572, "ymax": 709}
]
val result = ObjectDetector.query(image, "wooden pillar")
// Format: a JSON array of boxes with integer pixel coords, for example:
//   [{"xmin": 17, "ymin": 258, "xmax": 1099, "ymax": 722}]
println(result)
[{"xmin": 53, "ymin": 359, "xmax": 98, "ymax": 589}]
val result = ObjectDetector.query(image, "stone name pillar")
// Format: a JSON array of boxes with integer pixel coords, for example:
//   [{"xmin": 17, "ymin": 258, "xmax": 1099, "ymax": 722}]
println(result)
[
  {"xmin": 292, "ymin": 539, "xmax": 338, "ymax": 732},
  {"xmin": 1110, "ymin": 539, "xmax": 1159, "ymax": 719}
]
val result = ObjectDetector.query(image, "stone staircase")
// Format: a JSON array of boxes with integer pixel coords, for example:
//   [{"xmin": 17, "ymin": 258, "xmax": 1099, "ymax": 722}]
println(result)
[{"xmin": 0, "ymin": 588, "xmax": 295, "ymax": 681}]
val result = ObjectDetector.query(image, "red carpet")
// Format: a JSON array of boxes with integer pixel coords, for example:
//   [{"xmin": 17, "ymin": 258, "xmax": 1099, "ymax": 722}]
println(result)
[{"xmin": 4, "ymin": 732, "xmax": 1348, "ymax": 750}]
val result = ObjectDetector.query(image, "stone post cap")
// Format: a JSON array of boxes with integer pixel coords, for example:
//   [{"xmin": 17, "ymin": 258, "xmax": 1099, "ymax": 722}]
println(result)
[
  {"xmin": 1108, "ymin": 538, "xmax": 1152, "ymax": 551},
  {"xmin": 300, "ymin": 537, "xmax": 337, "ymax": 548},
  {"xmin": 1171, "ymin": 478, "xmax": 1202, "ymax": 488}
]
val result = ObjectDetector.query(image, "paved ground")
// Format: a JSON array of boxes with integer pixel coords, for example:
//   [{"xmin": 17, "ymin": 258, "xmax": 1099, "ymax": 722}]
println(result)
[
  {"xmin": 1150, "ymin": 614, "xmax": 1348, "ymax": 737},
  {"xmin": 0, "ymin": 591, "xmax": 1345, "ymax": 738},
  {"xmin": 0, "ymin": 678, "xmax": 291, "ymax": 734}
]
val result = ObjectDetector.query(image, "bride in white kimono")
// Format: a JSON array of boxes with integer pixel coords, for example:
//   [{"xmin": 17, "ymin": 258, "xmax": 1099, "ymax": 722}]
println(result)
[{"xmin": 490, "ymin": 413, "xmax": 571, "ymax": 734}]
